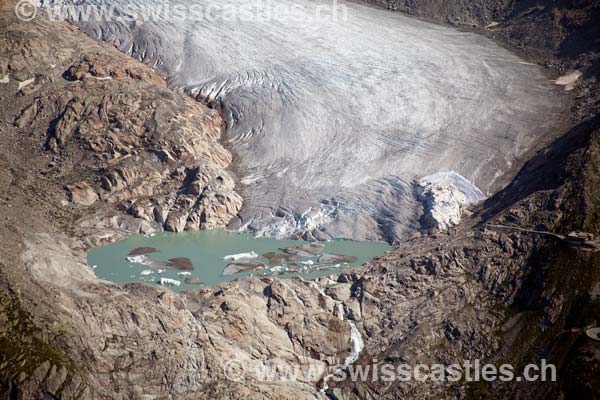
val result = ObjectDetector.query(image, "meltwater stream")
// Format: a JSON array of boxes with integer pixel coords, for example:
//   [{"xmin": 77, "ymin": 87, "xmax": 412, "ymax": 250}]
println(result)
[
  {"xmin": 87, "ymin": 230, "xmax": 390, "ymax": 291},
  {"xmin": 47, "ymin": 0, "xmax": 569, "ymax": 241}
]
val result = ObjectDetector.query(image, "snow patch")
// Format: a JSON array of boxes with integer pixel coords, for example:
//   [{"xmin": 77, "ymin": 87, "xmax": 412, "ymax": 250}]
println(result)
[
  {"xmin": 417, "ymin": 171, "xmax": 485, "ymax": 231},
  {"xmin": 0, "ymin": 75, "xmax": 9, "ymax": 84},
  {"xmin": 344, "ymin": 321, "xmax": 365, "ymax": 369},
  {"xmin": 321, "ymin": 318, "xmax": 364, "ymax": 392}
]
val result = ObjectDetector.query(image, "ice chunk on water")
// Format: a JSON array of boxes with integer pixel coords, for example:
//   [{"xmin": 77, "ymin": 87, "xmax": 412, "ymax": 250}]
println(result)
[
  {"xmin": 140, "ymin": 270, "xmax": 153, "ymax": 276},
  {"xmin": 159, "ymin": 278, "xmax": 181, "ymax": 286},
  {"xmin": 126, "ymin": 255, "xmax": 149, "ymax": 265},
  {"xmin": 223, "ymin": 251, "xmax": 258, "ymax": 261}
]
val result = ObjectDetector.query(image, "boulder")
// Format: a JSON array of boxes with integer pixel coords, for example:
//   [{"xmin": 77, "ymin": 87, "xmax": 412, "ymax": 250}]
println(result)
[{"xmin": 66, "ymin": 182, "xmax": 98, "ymax": 206}]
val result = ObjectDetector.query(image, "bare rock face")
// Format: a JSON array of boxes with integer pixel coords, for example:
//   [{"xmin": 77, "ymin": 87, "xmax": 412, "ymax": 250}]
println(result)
[
  {"xmin": 1, "ymin": 11, "xmax": 242, "ymax": 235},
  {"xmin": 63, "ymin": 53, "xmax": 164, "ymax": 84}
]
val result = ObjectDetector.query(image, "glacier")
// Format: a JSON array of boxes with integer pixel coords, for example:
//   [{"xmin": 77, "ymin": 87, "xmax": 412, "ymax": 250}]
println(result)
[{"xmin": 44, "ymin": 0, "xmax": 568, "ymax": 241}]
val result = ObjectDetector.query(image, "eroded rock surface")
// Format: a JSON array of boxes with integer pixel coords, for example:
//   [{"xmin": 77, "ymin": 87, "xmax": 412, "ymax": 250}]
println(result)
[{"xmin": 1, "ymin": 10, "xmax": 241, "ymax": 242}]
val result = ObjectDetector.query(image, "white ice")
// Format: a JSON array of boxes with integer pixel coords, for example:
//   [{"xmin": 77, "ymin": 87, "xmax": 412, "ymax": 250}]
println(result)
[
  {"xmin": 55, "ymin": 0, "xmax": 567, "ymax": 240},
  {"xmin": 223, "ymin": 251, "xmax": 259, "ymax": 261},
  {"xmin": 159, "ymin": 278, "xmax": 181, "ymax": 286}
]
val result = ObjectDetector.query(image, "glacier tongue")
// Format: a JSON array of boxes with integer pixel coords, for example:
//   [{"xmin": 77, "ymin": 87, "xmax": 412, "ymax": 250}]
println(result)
[
  {"xmin": 418, "ymin": 171, "xmax": 485, "ymax": 231},
  {"xmin": 54, "ymin": 0, "xmax": 567, "ymax": 241}
]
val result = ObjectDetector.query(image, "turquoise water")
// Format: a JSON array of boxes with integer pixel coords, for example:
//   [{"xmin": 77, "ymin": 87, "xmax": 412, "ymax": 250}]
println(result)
[{"xmin": 87, "ymin": 230, "xmax": 391, "ymax": 291}]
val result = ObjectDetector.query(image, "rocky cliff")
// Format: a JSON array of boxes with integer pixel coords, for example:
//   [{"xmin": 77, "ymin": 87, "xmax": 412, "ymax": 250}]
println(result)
[
  {"xmin": 1, "ymin": 9, "xmax": 242, "ymax": 243},
  {"xmin": 0, "ymin": 1, "xmax": 599, "ymax": 400}
]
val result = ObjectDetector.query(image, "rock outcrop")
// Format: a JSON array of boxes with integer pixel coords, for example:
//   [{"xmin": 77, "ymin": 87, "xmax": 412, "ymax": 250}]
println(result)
[{"xmin": 1, "ymin": 9, "xmax": 241, "ymax": 240}]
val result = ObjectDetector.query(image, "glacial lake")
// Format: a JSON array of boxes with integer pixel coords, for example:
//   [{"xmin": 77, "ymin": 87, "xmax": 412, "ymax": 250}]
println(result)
[{"xmin": 87, "ymin": 230, "xmax": 391, "ymax": 291}]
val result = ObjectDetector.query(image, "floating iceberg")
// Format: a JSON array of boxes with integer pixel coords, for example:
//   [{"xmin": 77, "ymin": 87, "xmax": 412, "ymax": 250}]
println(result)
[
  {"xmin": 126, "ymin": 255, "xmax": 149, "ymax": 265},
  {"xmin": 159, "ymin": 278, "xmax": 181, "ymax": 286},
  {"xmin": 223, "ymin": 251, "xmax": 258, "ymax": 261},
  {"xmin": 140, "ymin": 270, "xmax": 153, "ymax": 276}
]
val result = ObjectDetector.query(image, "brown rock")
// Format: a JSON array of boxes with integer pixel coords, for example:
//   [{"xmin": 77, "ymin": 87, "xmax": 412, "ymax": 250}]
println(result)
[
  {"xmin": 164, "ymin": 212, "xmax": 188, "ymax": 232},
  {"xmin": 66, "ymin": 182, "xmax": 98, "ymax": 206},
  {"xmin": 14, "ymin": 100, "xmax": 39, "ymax": 128},
  {"xmin": 184, "ymin": 277, "xmax": 204, "ymax": 285}
]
